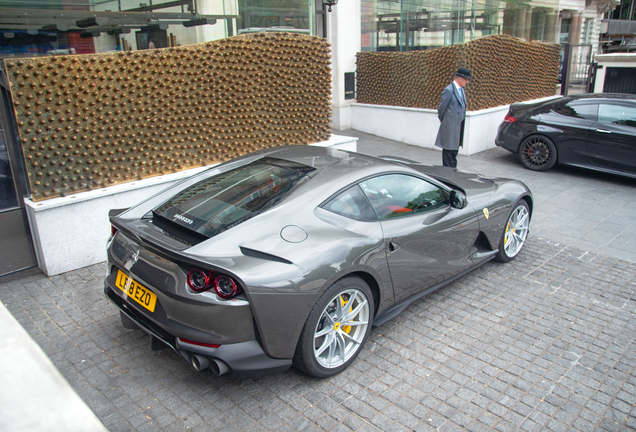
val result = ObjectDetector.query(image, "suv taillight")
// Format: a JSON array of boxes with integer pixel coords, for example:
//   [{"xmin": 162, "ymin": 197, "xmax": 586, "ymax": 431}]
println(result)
[{"xmin": 503, "ymin": 114, "xmax": 518, "ymax": 123}]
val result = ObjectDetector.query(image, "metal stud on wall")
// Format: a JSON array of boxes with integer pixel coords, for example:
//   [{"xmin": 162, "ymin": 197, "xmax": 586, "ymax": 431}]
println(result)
[
  {"xmin": 356, "ymin": 34, "xmax": 561, "ymax": 111},
  {"xmin": 4, "ymin": 32, "xmax": 332, "ymax": 201}
]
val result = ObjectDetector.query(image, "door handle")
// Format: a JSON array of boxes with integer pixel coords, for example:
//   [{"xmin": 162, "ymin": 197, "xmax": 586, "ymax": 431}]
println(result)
[{"xmin": 595, "ymin": 129, "xmax": 612, "ymax": 133}]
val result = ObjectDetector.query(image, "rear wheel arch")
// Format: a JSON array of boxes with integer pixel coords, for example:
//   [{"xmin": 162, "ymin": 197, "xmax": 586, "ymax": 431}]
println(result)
[{"xmin": 349, "ymin": 271, "xmax": 381, "ymax": 318}]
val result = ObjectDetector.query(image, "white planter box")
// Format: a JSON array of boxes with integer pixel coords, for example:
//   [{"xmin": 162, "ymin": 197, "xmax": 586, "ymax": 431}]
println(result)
[
  {"xmin": 351, "ymin": 97, "xmax": 559, "ymax": 155},
  {"xmin": 25, "ymin": 136, "xmax": 358, "ymax": 276}
]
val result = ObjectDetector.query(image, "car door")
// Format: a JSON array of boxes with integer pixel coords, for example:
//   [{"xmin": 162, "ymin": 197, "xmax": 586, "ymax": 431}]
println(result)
[
  {"xmin": 536, "ymin": 100, "xmax": 598, "ymax": 165},
  {"xmin": 359, "ymin": 173, "xmax": 480, "ymax": 304},
  {"xmin": 587, "ymin": 102, "xmax": 636, "ymax": 173}
]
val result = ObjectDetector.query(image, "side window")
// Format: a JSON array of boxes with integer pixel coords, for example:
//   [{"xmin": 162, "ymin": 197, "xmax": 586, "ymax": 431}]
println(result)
[
  {"xmin": 323, "ymin": 185, "xmax": 376, "ymax": 222},
  {"xmin": 598, "ymin": 104, "xmax": 636, "ymax": 128},
  {"xmin": 553, "ymin": 102, "xmax": 597, "ymax": 120},
  {"xmin": 359, "ymin": 174, "xmax": 448, "ymax": 220}
]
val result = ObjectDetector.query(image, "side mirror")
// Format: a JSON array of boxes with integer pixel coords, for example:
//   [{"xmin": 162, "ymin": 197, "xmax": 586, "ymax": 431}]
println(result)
[{"xmin": 450, "ymin": 190, "xmax": 466, "ymax": 209}]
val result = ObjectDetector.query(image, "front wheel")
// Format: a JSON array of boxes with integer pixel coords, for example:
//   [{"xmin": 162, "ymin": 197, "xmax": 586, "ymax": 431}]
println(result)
[
  {"xmin": 293, "ymin": 277, "xmax": 374, "ymax": 378},
  {"xmin": 495, "ymin": 200, "xmax": 530, "ymax": 262},
  {"xmin": 519, "ymin": 135, "xmax": 557, "ymax": 171}
]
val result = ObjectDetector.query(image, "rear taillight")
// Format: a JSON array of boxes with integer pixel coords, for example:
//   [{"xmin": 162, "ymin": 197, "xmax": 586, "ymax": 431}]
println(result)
[
  {"xmin": 214, "ymin": 275, "xmax": 238, "ymax": 299},
  {"xmin": 503, "ymin": 114, "xmax": 518, "ymax": 123},
  {"xmin": 111, "ymin": 225, "xmax": 118, "ymax": 237},
  {"xmin": 187, "ymin": 269, "xmax": 212, "ymax": 292},
  {"xmin": 186, "ymin": 269, "xmax": 241, "ymax": 299}
]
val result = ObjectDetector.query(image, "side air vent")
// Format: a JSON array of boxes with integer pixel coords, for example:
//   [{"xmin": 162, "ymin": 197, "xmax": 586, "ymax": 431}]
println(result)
[
  {"xmin": 240, "ymin": 247, "xmax": 293, "ymax": 264},
  {"xmin": 474, "ymin": 231, "xmax": 494, "ymax": 253}
]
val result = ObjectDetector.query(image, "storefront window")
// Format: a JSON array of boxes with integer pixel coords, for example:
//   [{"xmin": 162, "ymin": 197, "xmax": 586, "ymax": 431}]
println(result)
[
  {"xmin": 0, "ymin": 131, "xmax": 18, "ymax": 212},
  {"xmin": 560, "ymin": 18, "xmax": 571, "ymax": 43},
  {"xmin": 362, "ymin": 0, "xmax": 561, "ymax": 52},
  {"xmin": 0, "ymin": 0, "xmax": 317, "ymax": 57},
  {"xmin": 237, "ymin": 0, "xmax": 315, "ymax": 34}
]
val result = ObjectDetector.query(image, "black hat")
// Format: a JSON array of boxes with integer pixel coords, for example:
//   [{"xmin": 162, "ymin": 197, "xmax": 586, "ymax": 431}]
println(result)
[{"xmin": 455, "ymin": 68, "xmax": 471, "ymax": 80}]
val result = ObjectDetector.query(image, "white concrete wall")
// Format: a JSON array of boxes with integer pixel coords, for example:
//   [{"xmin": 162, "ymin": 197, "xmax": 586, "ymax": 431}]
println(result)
[
  {"xmin": 351, "ymin": 103, "xmax": 511, "ymax": 155},
  {"xmin": 25, "ymin": 168, "xmax": 207, "ymax": 276},
  {"xmin": 351, "ymin": 96, "xmax": 562, "ymax": 155},
  {"xmin": 351, "ymin": 104, "xmax": 441, "ymax": 148},
  {"xmin": 463, "ymin": 106, "xmax": 512, "ymax": 154}
]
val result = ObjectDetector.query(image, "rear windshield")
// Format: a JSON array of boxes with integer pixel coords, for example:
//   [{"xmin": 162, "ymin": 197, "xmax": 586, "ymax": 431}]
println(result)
[{"xmin": 152, "ymin": 157, "xmax": 315, "ymax": 242}]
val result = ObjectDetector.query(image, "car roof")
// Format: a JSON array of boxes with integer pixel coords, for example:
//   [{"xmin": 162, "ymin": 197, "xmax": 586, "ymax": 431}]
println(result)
[
  {"xmin": 261, "ymin": 145, "xmax": 400, "ymax": 180},
  {"xmin": 252, "ymin": 145, "xmax": 416, "ymax": 200},
  {"xmin": 263, "ymin": 145, "xmax": 385, "ymax": 169},
  {"xmin": 561, "ymin": 93, "xmax": 636, "ymax": 103}
]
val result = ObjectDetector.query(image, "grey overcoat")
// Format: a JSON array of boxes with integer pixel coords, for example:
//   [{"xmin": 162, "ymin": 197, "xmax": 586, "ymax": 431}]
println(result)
[{"xmin": 434, "ymin": 82, "xmax": 466, "ymax": 151}]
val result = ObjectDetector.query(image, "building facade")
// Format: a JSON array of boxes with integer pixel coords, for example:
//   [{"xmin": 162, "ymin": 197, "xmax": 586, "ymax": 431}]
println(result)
[{"xmin": 0, "ymin": 0, "xmax": 624, "ymax": 276}]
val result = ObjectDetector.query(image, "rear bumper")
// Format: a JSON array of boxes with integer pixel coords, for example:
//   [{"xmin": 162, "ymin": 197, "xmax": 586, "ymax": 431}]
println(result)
[{"xmin": 104, "ymin": 284, "xmax": 292, "ymax": 377}]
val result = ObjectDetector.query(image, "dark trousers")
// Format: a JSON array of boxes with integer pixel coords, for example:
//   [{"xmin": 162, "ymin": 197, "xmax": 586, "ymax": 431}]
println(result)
[{"xmin": 442, "ymin": 149, "xmax": 458, "ymax": 168}]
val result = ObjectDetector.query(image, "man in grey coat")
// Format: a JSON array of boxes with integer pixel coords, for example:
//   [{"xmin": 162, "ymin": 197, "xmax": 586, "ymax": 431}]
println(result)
[{"xmin": 434, "ymin": 68, "xmax": 471, "ymax": 168}]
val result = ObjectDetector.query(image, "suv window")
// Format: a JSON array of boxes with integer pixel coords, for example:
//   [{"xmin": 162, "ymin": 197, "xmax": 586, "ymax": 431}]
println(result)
[
  {"xmin": 553, "ymin": 102, "xmax": 598, "ymax": 120},
  {"xmin": 598, "ymin": 104, "xmax": 636, "ymax": 128},
  {"xmin": 152, "ymin": 157, "xmax": 314, "ymax": 241},
  {"xmin": 359, "ymin": 174, "xmax": 448, "ymax": 219}
]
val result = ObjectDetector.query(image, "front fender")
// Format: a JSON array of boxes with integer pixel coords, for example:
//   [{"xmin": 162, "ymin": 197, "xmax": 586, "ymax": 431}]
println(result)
[{"xmin": 469, "ymin": 180, "xmax": 532, "ymax": 251}]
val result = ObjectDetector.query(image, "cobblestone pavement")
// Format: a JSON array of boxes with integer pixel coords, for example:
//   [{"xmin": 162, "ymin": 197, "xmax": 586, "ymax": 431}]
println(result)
[
  {"xmin": 1, "ymin": 238, "xmax": 635, "ymax": 431},
  {"xmin": 2, "ymin": 135, "xmax": 636, "ymax": 431}
]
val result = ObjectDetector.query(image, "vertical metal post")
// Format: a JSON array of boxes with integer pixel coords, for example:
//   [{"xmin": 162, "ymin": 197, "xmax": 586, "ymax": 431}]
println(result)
[
  {"xmin": 471, "ymin": 0, "xmax": 476, "ymax": 39},
  {"xmin": 457, "ymin": 0, "xmax": 461, "ymax": 43},
  {"xmin": 308, "ymin": 0, "xmax": 316, "ymax": 36},
  {"xmin": 400, "ymin": 0, "xmax": 405, "ymax": 51}
]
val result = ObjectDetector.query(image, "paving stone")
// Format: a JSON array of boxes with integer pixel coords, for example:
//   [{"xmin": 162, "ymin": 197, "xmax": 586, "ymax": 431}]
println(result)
[{"xmin": 4, "ymin": 137, "xmax": 636, "ymax": 431}]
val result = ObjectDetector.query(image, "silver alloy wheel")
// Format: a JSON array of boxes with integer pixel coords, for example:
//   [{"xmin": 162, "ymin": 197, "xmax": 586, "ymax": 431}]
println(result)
[
  {"xmin": 313, "ymin": 288, "xmax": 370, "ymax": 369},
  {"xmin": 503, "ymin": 204, "xmax": 529, "ymax": 258}
]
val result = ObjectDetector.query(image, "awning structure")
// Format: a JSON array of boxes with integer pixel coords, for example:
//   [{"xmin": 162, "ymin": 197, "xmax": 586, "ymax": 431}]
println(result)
[{"xmin": 0, "ymin": 1, "xmax": 238, "ymax": 40}]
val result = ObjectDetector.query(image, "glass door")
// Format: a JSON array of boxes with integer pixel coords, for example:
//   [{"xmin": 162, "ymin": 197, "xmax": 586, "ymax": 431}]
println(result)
[{"xmin": 0, "ymin": 77, "xmax": 37, "ymax": 277}]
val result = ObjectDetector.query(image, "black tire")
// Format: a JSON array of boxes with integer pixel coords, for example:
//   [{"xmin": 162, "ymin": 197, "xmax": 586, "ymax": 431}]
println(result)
[
  {"xmin": 519, "ymin": 135, "xmax": 557, "ymax": 171},
  {"xmin": 495, "ymin": 200, "xmax": 530, "ymax": 263},
  {"xmin": 293, "ymin": 276, "xmax": 374, "ymax": 378}
]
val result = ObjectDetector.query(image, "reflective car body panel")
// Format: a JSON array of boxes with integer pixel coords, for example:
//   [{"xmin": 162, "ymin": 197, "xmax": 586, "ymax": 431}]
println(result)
[
  {"xmin": 381, "ymin": 204, "xmax": 477, "ymax": 303},
  {"xmin": 496, "ymin": 93, "xmax": 636, "ymax": 178},
  {"xmin": 104, "ymin": 146, "xmax": 533, "ymax": 376}
]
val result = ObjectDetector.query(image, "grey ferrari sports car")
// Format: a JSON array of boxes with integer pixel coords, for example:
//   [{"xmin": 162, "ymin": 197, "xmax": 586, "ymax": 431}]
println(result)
[{"xmin": 104, "ymin": 146, "xmax": 532, "ymax": 378}]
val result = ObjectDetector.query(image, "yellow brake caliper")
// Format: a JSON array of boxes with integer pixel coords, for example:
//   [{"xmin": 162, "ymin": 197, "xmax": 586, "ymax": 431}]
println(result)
[
  {"xmin": 504, "ymin": 222, "xmax": 510, "ymax": 245},
  {"xmin": 340, "ymin": 295, "xmax": 352, "ymax": 334}
]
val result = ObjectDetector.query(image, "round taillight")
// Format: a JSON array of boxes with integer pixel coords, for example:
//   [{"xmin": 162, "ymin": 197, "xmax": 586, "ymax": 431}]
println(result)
[
  {"xmin": 214, "ymin": 275, "xmax": 238, "ymax": 299},
  {"xmin": 187, "ymin": 269, "xmax": 211, "ymax": 292}
]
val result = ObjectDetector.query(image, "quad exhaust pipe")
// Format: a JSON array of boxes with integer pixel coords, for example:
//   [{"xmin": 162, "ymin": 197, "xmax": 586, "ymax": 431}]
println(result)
[
  {"xmin": 190, "ymin": 354, "xmax": 230, "ymax": 376},
  {"xmin": 190, "ymin": 354, "xmax": 209, "ymax": 371}
]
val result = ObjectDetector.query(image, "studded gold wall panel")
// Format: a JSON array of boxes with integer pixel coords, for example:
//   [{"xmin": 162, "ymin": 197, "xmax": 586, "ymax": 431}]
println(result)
[
  {"xmin": 356, "ymin": 34, "xmax": 561, "ymax": 111},
  {"xmin": 4, "ymin": 33, "xmax": 332, "ymax": 201}
]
